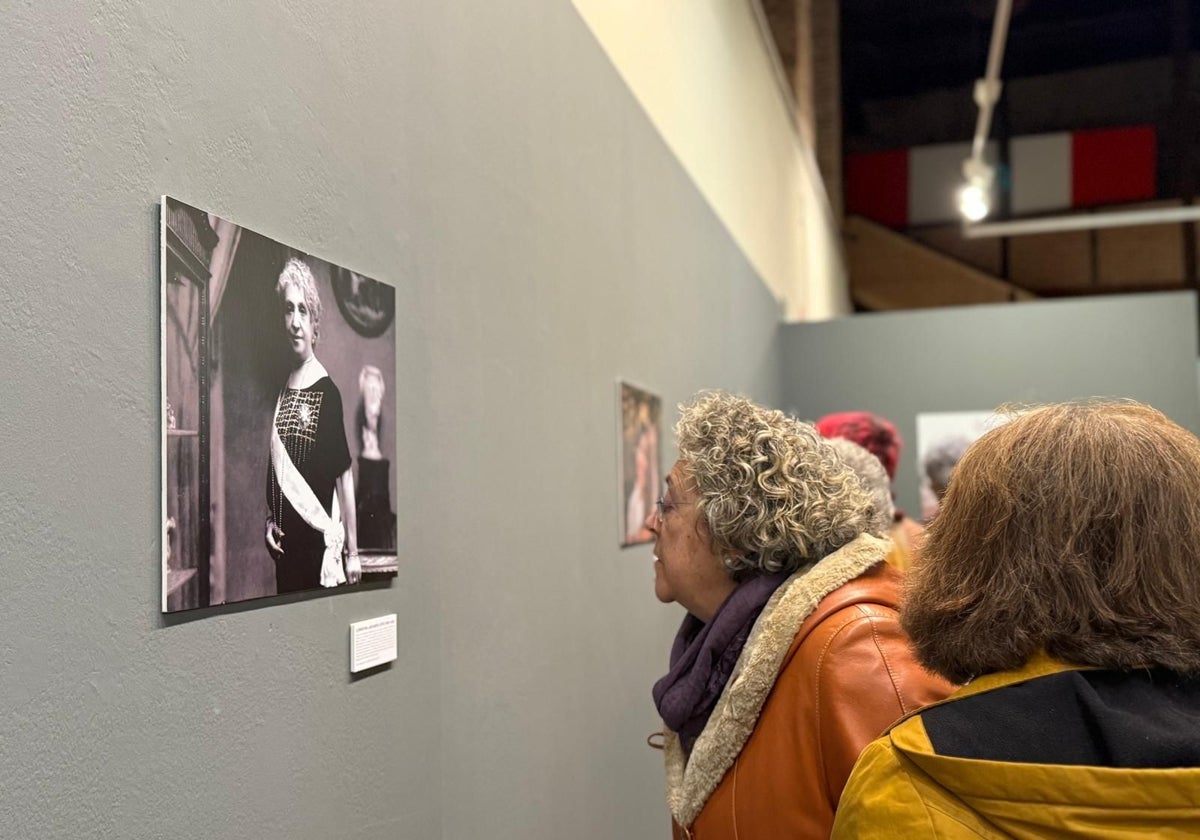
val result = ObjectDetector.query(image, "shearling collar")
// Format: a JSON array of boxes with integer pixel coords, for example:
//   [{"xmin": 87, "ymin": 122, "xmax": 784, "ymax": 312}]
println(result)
[{"xmin": 661, "ymin": 532, "xmax": 890, "ymax": 828}]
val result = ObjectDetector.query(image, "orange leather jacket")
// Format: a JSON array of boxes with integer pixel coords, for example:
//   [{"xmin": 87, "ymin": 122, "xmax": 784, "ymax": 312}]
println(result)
[
  {"xmin": 885, "ymin": 515, "xmax": 924, "ymax": 572},
  {"xmin": 659, "ymin": 534, "xmax": 954, "ymax": 840}
]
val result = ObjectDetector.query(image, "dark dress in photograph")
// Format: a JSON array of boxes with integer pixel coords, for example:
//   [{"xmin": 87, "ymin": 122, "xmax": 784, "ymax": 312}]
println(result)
[{"xmin": 267, "ymin": 376, "xmax": 351, "ymax": 593}]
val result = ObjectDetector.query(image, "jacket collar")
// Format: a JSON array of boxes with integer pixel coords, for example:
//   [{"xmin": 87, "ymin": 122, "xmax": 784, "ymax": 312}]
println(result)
[
  {"xmin": 884, "ymin": 651, "xmax": 1090, "ymax": 736},
  {"xmin": 662, "ymin": 532, "xmax": 890, "ymax": 828},
  {"xmin": 952, "ymin": 651, "xmax": 1090, "ymax": 700}
]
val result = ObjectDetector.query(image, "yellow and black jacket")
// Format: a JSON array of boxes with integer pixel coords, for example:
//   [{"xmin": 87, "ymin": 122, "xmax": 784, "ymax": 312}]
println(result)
[{"xmin": 832, "ymin": 653, "xmax": 1200, "ymax": 838}]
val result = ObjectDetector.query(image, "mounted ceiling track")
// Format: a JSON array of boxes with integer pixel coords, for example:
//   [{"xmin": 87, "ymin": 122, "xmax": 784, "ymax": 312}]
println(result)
[
  {"xmin": 958, "ymin": 0, "xmax": 1200, "ymax": 238},
  {"xmin": 963, "ymin": 204, "xmax": 1200, "ymax": 239},
  {"xmin": 957, "ymin": 0, "xmax": 1012, "ymax": 223}
]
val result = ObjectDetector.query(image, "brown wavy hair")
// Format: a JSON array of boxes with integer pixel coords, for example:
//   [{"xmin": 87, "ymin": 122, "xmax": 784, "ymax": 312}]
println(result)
[{"xmin": 904, "ymin": 400, "xmax": 1200, "ymax": 682}]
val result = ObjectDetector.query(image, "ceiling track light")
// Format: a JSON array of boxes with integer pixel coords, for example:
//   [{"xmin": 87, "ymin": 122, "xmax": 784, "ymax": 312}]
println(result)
[
  {"xmin": 958, "ymin": 158, "xmax": 996, "ymax": 223},
  {"xmin": 959, "ymin": 0, "xmax": 1013, "ymax": 223},
  {"xmin": 953, "ymin": 1, "xmax": 1189, "ymax": 237}
]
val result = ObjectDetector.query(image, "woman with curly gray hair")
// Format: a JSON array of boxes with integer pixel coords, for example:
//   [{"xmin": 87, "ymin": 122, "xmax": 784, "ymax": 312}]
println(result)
[{"xmin": 648, "ymin": 392, "xmax": 951, "ymax": 840}]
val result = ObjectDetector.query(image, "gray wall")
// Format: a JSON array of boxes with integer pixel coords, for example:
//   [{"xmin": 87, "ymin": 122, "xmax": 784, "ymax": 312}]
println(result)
[
  {"xmin": 781, "ymin": 292, "xmax": 1200, "ymax": 518},
  {"xmin": 0, "ymin": 3, "xmax": 782, "ymax": 840}
]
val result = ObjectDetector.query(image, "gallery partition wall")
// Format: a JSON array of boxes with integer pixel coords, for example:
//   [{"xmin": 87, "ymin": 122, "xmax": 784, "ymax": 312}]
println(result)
[
  {"xmin": 0, "ymin": 2, "xmax": 787, "ymax": 839},
  {"xmin": 780, "ymin": 291, "xmax": 1200, "ymax": 518}
]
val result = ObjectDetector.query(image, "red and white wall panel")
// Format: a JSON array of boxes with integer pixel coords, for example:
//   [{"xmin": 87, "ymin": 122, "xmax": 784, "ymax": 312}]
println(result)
[{"xmin": 847, "ymin": 126, "xmax": 1157, "ymax": 228}]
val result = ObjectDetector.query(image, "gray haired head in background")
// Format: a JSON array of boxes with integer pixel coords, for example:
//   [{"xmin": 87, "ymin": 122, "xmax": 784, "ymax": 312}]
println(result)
[
  {"xmin": 826, "ymin": 437, "xmax": 894, "ymax": 538},
  {"xmin": 923, "ymin": 436, "xmax": 973, "ymax": 501}
]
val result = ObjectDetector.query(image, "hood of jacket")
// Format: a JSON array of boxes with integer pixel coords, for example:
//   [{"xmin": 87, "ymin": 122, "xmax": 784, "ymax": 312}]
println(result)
[
  {"xmin": 662, "ymin": 531, "xmax": 891, "ymax": 827},
  {"xmin": 887, "ymin": 656, "xmax": 1200, "ymax": 837}
]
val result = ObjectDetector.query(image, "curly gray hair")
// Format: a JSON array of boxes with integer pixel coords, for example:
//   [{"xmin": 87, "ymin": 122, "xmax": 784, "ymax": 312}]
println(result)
[
  {"xmin": 276, "ymin": 257, "xmax": 322, "ymax": 347},
  {"xmin": 826, "ymin": 437, "xmax": 894, "ymax": 538},
  {"xmin": 675, "ymin": 392, "xmax": 873, "ymax": 578}
]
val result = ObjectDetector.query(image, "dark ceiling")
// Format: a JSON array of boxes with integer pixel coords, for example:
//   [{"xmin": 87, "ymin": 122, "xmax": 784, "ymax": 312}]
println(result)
[{"xmin": 841, "ymin": 0, "xmax": 1195, "ymax": 105}]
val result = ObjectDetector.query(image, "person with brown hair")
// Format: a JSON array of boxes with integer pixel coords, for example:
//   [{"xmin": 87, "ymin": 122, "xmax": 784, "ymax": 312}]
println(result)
[
  {"xmin": 832, "ymin": 400, "xmax": 1200, "ymax": 838},
  {"xmin": 648, "ymin": 392, "xmax": 952, "ymax": 839}
]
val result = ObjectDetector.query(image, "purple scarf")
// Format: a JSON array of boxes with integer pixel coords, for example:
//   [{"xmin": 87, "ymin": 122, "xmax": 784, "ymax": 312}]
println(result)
[{"xmin": 653, "ymin": 571, "xmax": 791, "ymax": 752}]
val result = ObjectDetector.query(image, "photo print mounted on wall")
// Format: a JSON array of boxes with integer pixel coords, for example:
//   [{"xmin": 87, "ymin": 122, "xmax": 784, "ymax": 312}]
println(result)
[
  {"xmin": 161, "ymin": 197, "xmax": 398, "ymax": 613},
  {"xmin": 617, "ymin": 381, "xmax": 662, "ymax": 547},
  {"xmin": 915, "ymin": 409, "xmax": 1010, "ymax": 523}
]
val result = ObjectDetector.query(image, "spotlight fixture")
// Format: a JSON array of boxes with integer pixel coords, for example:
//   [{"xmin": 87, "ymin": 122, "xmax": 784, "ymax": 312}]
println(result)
[
  {"xmin": 957, "ymin": 183, "xmax": 990, "ymax": 223},
  {"xmin": 960, "ymin": 0, "xmax": 1012, "ymax": 225},
  {"xmin": 958, "ymin": 157, "xmax": 995, "ymax": 222}
]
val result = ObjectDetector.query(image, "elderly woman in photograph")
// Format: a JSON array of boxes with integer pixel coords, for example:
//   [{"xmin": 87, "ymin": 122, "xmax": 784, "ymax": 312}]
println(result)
[
  {"xmin": 647, "ymin": 392, "xmax": 952, "ymax": 839},
  {"xmin": 832, "ymin": 401, "xmax": 1200, "ymax": 838},
  {"xmin": 264, "ymin": 258, "xmax": 362, "ymax": 593}
]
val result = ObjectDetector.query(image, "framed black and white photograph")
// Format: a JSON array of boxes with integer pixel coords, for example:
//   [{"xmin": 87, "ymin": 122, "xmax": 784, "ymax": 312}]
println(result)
[
  {"xmin": 617, "ymin": 381, "xmax": 662, "ymax": 547},
  {"xmin": 161, "ymin": 197, "xmax": 398, "ymax": 613}
]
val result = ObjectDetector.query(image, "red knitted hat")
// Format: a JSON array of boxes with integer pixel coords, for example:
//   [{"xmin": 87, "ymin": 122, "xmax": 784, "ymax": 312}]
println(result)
[{"xmin": 814, "ymin": 411, "xmax": 902, "ymax": 481}]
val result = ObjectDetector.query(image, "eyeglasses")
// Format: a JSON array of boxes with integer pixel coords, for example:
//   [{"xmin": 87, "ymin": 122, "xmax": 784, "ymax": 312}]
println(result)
[{"xmin": 654, "ymin": 495, "xmax": 694, "ymax": 522}]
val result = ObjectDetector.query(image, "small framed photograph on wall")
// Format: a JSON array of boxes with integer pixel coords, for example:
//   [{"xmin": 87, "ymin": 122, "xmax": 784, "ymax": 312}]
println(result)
[
  {"xmin": 617, "ymin": 381, "xmax": 662, "ymax": 547},
  {"xmin": 161, "ymin": 196, "xmax": 399, "ymax": 613}
]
